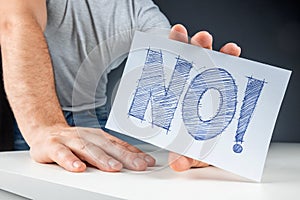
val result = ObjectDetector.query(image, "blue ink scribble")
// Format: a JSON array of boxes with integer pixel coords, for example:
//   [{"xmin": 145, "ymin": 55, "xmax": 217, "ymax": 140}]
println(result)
[
  {"xmin": 128, "ymin": 48, "xmax": 193, "ymax": 131},
  {"xmin": 182, "ymin": 68, "xmax": 238, "ymax": 140},
  {"xmin": 233, "ymin": 76, "xmax": 266, "ymax": 153}
]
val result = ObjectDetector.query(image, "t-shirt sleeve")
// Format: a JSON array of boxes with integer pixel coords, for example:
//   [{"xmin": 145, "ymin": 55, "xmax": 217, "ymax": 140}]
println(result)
[{"xmin": 133, "ymin": 0, "xmax": 171, "ymax": 33}]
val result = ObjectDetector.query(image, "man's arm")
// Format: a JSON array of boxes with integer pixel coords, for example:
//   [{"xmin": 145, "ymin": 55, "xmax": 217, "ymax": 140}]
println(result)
[
  {"xmin": 0, "ymin": 0, "xmax": 68, "ymax": 145},
  {"xmin": 0, "ymin": 0, "xmax": 154, "ymax": 172}
]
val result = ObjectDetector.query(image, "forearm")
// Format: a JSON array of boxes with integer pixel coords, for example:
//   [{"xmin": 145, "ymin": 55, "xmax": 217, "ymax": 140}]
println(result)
[{"xmin": 0, "ymin": 14, "xmax": 68, "ymax": 145}]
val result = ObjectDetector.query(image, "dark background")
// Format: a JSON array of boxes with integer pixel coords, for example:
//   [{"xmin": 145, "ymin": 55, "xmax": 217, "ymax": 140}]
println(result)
[{"xmin": 152, "ymin": 0, "xmax": 299, "ymax": 142}]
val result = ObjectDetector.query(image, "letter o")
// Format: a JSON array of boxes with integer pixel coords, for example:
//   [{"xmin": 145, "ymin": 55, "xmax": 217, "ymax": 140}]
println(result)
[{"xmin": 182, "ymin": 68, "xmax": 237, "ymax": 140}]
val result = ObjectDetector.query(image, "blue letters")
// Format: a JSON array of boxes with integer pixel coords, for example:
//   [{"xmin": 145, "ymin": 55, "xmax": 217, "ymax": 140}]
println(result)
[
  {"xmin": 182, "ymin": 68, "xmax": 237, "ymax": 140},
  {"xmin": 128, "ymin": 49, "xmax": 192, "ymax": 130},
  {"xmin": 128, "ymin": 48, "xmax": 265, "ymax": 154}
]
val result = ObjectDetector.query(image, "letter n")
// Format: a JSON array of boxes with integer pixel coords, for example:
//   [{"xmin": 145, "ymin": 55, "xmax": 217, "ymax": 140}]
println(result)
[{"xmin": 128, "ymin": 48, "xmax": 192, "ymax": 131}]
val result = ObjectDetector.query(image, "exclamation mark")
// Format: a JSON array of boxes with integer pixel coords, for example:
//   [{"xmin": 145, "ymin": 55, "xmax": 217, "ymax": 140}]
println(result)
[{"xmin": 233, "ymin": 76, "xmax": 266, "ymax": 153}]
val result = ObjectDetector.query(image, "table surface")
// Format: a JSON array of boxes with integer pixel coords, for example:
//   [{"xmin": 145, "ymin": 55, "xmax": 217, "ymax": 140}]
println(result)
[{"xmin": 0, "ymin": 143, "xmax": 299, "ymax": 200}]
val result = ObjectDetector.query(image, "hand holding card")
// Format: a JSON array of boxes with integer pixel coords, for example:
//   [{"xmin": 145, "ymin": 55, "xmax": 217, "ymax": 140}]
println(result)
[{"xmin": 106, "ymin": 31, "xmax": 291, "ymax": 181}]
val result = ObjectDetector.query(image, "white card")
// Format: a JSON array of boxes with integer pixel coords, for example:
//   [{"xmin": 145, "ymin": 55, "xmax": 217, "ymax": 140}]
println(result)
[{"xmin": 106, "ymin": 31, "xmax": 291, "ymax": 181}]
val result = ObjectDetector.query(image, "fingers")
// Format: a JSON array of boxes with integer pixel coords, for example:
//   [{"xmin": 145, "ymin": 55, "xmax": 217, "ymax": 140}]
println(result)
[
  {"xmin": 99, "ymin": 139, "xmax": 148, "ymax": 171},
  {"xmin": 30, "ymin": 138, "xmax": 86, "ymax": 172},
  {"xmin": 190, "ymin": 31, "xmax": 213, "ymax": 49},
  {"xmin": 48, "ymin": 144, "xmax": 87, "ymax": 172},
  {"xmin": 30, "ymin": 127, "xmax": 155, "ymax": 173},
  {"xmin": 65, "ymin": 127, "xmax": 153, "ymax": 171},
  {"xmin": 220, "ymin": 42, "xmax": 241, "ymax": 57},
  {"xmin": 69, "ymin": 140, "xmax": 123, "ymax": 172},
  {"xmin": 169, "ymin": 24, "xmax": 188, "ymax": 43},
  {"xmin": 102, "ymin": 131, "xmax": 142, "ymax": 153},
  {"xmin": 113, "ymin": 141, "xmax": 156, "ymax": 167},
  {"xmin": 102, "ymin": 131, "xmax": 156, "ymax": 167},
  {"xmin": 168, "ymin": 152, "xmax": 209, "ymax": 172},
  {"xmin": 172, "ymin": 25, "xmax": 241, "ymax": 58},
  {"xmin": 93, "ymin": 129, "xmax": 156, "ymax": 167},
  {"xmin": 168, "ymin": 152, "xmax": 193, "ymax": 171},
  {"xmin": 191, "ymin": 159, "xmax": 210, "ymax": 168}
]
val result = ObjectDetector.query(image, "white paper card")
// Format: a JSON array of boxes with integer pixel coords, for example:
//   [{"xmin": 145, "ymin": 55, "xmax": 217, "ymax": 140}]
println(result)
[{"xmin": 106, "ymin": 31, "xmax": 291, "ymax": 181}]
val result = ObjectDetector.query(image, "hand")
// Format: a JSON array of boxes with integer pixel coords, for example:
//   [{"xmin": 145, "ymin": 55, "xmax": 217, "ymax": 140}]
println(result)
[
  {"xmin": 29, "ymin": 126, "xmax": 155, "ymax": 172},
  {"xmin": 168, "ymin": 24, "xmax": 241, "ymax": 171},
  {"xmin": 0, "ymin": 0, "xmax": 153, "ymax": 174}
]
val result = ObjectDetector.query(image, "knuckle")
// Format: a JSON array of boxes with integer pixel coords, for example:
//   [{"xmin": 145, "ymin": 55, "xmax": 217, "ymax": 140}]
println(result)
[
  {"xmin": 45, "ymin": 135, "xmax": 61, "ymax": 145},
  {"xmin": 79, "ymin": 141, "xmax": 91, "ymax": 151}
]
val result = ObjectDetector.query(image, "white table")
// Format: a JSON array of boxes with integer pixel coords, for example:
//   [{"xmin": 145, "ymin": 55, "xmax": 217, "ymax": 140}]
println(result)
[{"xmin": 0, "ymin": 143, "xmax": 299, "ymax": 200}]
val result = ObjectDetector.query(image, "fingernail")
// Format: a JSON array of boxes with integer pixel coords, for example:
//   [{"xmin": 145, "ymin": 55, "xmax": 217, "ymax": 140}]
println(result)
[
  {"xmin": 73, "ymin": 161, "xmax": 83, "ymax": 169},
  {"xmin": 108, "ymin": 159, "xmax": 122, "ymax": 170},
  {"xmin": 133, "ymin": 157, "xmax": 145, "ymax": 168}
]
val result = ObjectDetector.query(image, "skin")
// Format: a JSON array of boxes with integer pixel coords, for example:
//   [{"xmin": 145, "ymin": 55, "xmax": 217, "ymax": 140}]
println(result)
[{"xmin": 0, "ymin": 1, "xmax": 241, "ymax": 173}]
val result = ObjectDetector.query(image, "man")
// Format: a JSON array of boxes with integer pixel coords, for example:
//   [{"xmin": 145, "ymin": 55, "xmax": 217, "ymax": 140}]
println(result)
[{"xmin": 0, "ymin": 0, "xmax": 241, "ymax": 172}]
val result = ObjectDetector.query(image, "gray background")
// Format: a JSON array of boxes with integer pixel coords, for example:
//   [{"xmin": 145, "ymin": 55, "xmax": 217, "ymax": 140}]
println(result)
[
  {"xmin": 154, "ymin": 0, "xmax": 300, "ymax": 142},
  {"xmin": 109, "ymin": 0, "xmax": 299, "ymax": 142}
]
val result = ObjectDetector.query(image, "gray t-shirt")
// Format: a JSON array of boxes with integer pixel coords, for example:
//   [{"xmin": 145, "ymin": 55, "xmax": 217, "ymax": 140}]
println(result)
[{"xmin": 45, "ymin": 0, "xmax": 170, "ymax": 112}]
